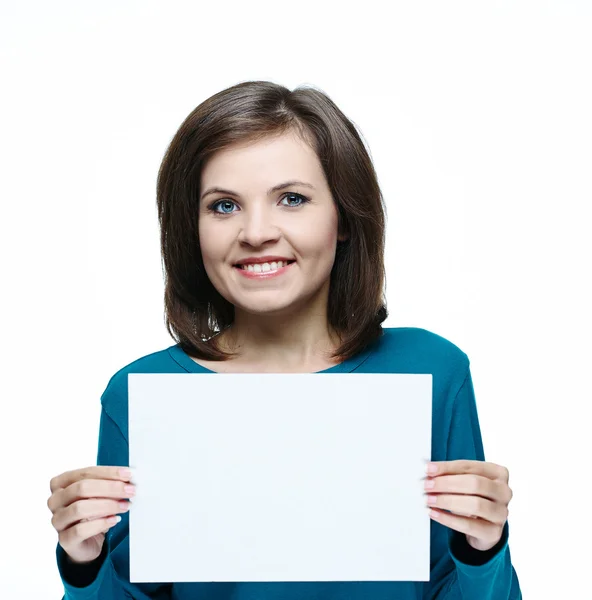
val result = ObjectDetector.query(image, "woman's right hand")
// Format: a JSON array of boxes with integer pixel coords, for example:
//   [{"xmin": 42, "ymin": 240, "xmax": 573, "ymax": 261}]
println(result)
[{"xmin": 47, "ymin": 466, "xmax": 135, "ymax": 565}]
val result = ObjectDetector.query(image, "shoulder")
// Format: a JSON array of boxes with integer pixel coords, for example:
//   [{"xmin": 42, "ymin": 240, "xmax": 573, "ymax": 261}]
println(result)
[
  {"xmin": 376, "ymin": 326, "xmax": 469, "ymax": 367},
  {"xmin": 100, "ymin": 344, "xmax": 182, "ymax": 411},
  {"xmin": 366, "ymin": 327, "xmax": 470, "ymax": 397}
]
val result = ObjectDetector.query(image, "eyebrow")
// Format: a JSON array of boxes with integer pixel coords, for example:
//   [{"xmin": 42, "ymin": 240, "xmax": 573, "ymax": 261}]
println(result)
[{"xmin": 200, "ymin": 180, "xmax": 316, "ymax": 202}]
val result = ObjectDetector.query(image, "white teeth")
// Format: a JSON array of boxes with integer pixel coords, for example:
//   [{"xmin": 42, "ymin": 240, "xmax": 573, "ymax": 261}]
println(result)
[{"xmin": 240, "ymin": 260, "xmax": 290, "ymax": 272}]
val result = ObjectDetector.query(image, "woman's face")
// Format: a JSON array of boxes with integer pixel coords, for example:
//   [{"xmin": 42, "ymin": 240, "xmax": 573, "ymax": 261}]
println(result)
[{"xmin": 198, "ymin": 130, "xmax": 344, "ymax": 318}]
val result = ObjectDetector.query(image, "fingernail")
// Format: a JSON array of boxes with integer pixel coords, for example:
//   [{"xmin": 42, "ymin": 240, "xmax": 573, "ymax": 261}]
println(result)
[
  {"xmin": 426, "ymin": 463, "xmax": 438, "ymax": 474},
  {"xmin": 120, "ymin": 468, "xmax": 132, "ymax": 479}
]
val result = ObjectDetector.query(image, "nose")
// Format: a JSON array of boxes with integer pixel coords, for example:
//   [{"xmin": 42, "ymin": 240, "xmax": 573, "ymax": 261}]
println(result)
[{"xmin": 237, "ymin": 204, "xmax": 281, "ymax": 247}]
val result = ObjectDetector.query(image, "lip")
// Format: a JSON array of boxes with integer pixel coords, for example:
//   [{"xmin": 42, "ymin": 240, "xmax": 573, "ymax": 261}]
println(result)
[
  {"xmin": 234, "ymin": 261, "xmax": 295, "ymax": 279},
  {"xmin": 234, "ymin": 255, "xmax": 295, "ymax": 266}
]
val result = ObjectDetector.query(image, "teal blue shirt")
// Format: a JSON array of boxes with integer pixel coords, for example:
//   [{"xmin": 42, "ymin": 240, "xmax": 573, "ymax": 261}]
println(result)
[{"xmin": 56, "ymin": 327, "xmax": 522, "ymax": 599}]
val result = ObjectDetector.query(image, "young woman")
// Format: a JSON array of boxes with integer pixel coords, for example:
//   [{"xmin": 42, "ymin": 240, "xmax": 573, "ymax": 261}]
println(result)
[{"xmin": 48, "ymin": 80, "xmax": 522, "ymax": 599}]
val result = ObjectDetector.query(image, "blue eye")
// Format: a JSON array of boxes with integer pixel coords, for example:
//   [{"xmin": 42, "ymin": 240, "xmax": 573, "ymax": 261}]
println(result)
[
  {"xmin": 279, "ymin": 193, "xmax": 306, "ymax": 207},
  {"xmin": 213, "ymin": 200, "xmax": 236, "ymax": 214},
  {"xmin": 208, "ymin": 193, "xmax": 310, "ymax": 215}
]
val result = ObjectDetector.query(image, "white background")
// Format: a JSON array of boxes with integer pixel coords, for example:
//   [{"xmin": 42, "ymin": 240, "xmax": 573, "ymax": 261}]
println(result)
[{"xmin": 1, "ymin": 1, "xmax": 590, "ymax": 598}]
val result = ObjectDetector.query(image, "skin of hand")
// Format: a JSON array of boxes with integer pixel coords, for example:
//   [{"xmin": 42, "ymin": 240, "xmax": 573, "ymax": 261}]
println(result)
[
  {"xmin": 424, "ymin": 460, "xmax": 513, "ymax": 552},
  {"xmin": 47, "ymin": 466, "xmax": 135, "ymax": 564}
]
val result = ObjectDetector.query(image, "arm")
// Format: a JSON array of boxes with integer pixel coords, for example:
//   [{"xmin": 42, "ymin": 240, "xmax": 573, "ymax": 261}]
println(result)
[
  {"xmin": 424, "ymin": 367, "xmax": 522, "ymax": 600},
  {"xmin": 56, "ymin": 401, "xmax": 173, "ymax": 599}
]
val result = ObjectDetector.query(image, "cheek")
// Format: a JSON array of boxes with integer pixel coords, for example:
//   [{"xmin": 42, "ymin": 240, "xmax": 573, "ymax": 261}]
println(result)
[
  {"xmin": 198, "ymin": 232, "xmax": 226, "ymax": 291},
  {"xmin": 299, "ymin": 218, "xmax": 339, "ymax": 257},
  {"xmin": 199, "ymin": 223, "xmax": 226, "ymax": 263}
]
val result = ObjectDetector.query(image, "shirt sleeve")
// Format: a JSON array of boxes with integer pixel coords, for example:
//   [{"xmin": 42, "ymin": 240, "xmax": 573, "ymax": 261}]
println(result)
[
  {"xmin": 424, "ymin": 366, "xmax": 522, "ymax": 600},
  {"xmin": 55, "ymin": 400, "xmax": 173, "ymax": 600}
]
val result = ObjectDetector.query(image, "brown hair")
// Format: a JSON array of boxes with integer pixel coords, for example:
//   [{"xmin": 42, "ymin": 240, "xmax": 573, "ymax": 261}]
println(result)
[{"xmin": 156, "ymin": 80, "xmax": 388, "ymax": 363}]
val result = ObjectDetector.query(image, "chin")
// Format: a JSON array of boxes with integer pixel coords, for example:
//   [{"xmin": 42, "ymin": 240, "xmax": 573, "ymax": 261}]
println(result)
[
  {"xmin": 228, "ymin": 291, "xmax": 309, "ymax": 317},
  {"xmin": 235, "ymin": 301, "xmax": 296, "ymax": 317}
]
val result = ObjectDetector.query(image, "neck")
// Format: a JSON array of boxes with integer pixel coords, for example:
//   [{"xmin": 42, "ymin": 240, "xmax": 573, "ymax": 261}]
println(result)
[{"xmin": 217, "ymin": 311, "xmax": 342, "ymax": 371}]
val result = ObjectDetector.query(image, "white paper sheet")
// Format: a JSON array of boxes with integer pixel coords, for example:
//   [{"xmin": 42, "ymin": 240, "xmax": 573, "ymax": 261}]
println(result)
[{"xmin": 127, "ymin": 373, "xmax": 432, "ymax": 583}]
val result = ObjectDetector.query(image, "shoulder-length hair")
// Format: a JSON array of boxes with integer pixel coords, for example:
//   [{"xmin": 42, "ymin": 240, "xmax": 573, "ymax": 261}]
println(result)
[{"xmin": 157, "ymin": 80, "xmax": 388, "ymax": 363}]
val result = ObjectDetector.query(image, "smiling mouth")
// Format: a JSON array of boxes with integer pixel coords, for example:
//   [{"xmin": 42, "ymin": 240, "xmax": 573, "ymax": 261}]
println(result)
[{"xmin": 233, "ymin": 260, "xmax": 296, "ymax": 272}]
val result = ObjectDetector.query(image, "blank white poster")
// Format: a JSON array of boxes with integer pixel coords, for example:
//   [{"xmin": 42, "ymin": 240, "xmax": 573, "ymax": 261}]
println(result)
[{"xmin": 127, "ymin": 373, "xmax": 432, "ymax": 582}]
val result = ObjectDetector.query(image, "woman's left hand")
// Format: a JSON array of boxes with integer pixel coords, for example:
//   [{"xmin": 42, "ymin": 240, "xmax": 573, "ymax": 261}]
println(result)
[{"xmin": 424, "ymin": 460, "xmax": 513, "ymax": 552}]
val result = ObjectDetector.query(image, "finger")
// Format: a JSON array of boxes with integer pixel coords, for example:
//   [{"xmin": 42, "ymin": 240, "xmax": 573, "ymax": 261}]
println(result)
[
  {"xmin": 59, "ymin": 515, "xmax": 122, "ymax": 551},
  {"xmin": 428, "ymin": 508, "xmax": 504, "ymax": 548},
  {"xmin": 424, "ymin": 473, "xmax": 511, "ymax": 504},
  {"xmin": 49, "ymin": 477, "xmax": 135, "ymax": 514},
  {"xmin": 52, "ymin": 498, "xmax": 131, "ymax": 533},
  {"xmin": 428, "ymin": 460, "xmax": 509, "ymax": 482},
  {"xmin": 425, "ymin": 493, "xmax": 509, "ymax": 525},
  {"xmin": 50, "ymin": 466, "xmax": 133, "ymax": 495}
]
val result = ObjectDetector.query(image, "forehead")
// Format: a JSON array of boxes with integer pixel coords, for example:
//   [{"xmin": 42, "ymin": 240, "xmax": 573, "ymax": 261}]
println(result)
[{"xmin": 200, "ymin": 131, "xmax": 322, "ymax": 185}]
